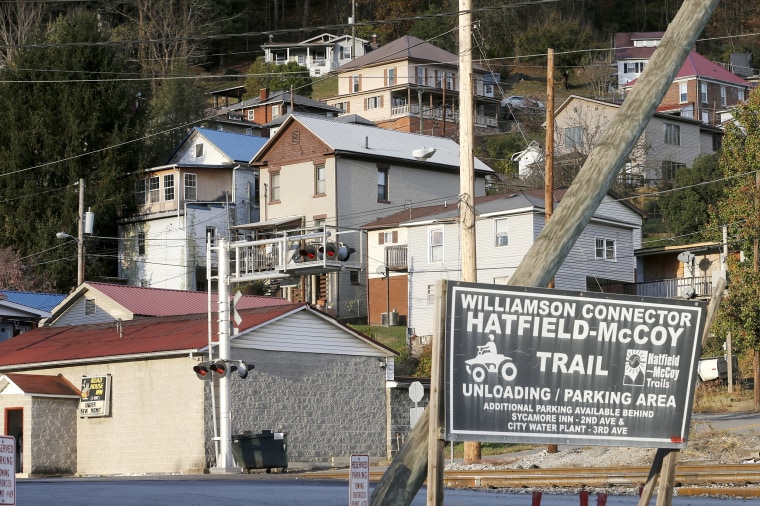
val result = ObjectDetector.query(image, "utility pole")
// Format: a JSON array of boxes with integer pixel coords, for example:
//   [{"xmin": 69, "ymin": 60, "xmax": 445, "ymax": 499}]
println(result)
[
  {"xmin": 458, "ymin": 0, "xmax": 478, "ymax": 467},
  {"xmin": 755, "ymin": 170, "xmax": 760, "ymax": 409},
  {"xmin": 212, "ymin": 237, "xmax": 236, "ymax": 472},
  {"xmin": 544, "ymin": 49, "xmax": 558, "ymax": 456},
  {"xmin": 370, "ymin": 1, "xmax": 720, "ymax": 504},
  {"xmin": 77, "ymin": 178, "xmax": 85, "ymax": 285}
]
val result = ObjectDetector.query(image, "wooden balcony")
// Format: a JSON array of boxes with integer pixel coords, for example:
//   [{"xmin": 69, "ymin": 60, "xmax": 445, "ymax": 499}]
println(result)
[
  {"xmin": 385, "ymin": 245, "xmax": 408, "ymax": 271},
  {"xmin": 621, "ymin": 276, "xmax": 713, "ymax": 298}
]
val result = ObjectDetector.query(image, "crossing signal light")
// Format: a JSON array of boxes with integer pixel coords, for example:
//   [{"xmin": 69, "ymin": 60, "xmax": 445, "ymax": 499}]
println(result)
[
  {"xmin": 209, "ymin": 361, "xmax": 228, "ymax": 376},
  {"xmin": 193, "ymin": 360, "xmax": 254, "ymax": 379},
  {"xmin": 299, "ymin": 245, "xmax": 318, "ymax": 261},
  {"xmin": 337, "ymin": 244, "xmax": 355, "ymax": 261},
  {"xmin": 193, "ymin": 362, "xmax": 211, "ymax": 379},
  {"xmin": 322, "ymin": 242, "xmax": 338, "ymax": 259}
]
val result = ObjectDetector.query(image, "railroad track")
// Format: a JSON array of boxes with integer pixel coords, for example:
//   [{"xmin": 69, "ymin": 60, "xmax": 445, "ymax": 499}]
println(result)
[{"xmin": 304, "ymin": 463, "xmax": 760, "ymax": 494}]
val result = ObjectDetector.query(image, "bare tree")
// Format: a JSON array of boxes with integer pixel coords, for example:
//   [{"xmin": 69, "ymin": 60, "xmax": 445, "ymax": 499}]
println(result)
[{"xmin": 0, "ymin": 1, "xmax": 45, "ymax": 67}]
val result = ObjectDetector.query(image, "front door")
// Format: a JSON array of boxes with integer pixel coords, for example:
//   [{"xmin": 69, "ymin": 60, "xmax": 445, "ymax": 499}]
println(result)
[{"xmin": 5, "ymin": 408, "xmax": 22, "ymax": 472}]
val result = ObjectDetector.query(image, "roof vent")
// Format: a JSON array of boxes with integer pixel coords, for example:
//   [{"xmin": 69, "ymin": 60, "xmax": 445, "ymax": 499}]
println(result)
[{"xmin": 365, "ymin": 136, "xmax": 369, "ymax": 149}]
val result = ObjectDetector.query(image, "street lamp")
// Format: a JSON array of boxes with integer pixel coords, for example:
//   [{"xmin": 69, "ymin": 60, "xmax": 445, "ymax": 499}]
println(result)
[{"xmin": 56, "ymin": 231, "xmax": 84, "ymax": 285}]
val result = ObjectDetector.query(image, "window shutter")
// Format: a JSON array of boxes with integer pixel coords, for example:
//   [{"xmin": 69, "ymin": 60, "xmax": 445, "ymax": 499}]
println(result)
[
  {"xmin": 392, "ymin": 230, "xmax": 398, "ymax": 243},
  {"xmin": 384, "ymin": 68, "xmax": 387, "ymax": 86},
  {"xmin": 358, "ymin": 74, "xmax": 362, "ymax": 91},
  {"xmin": 380, "ymin": 95, "xmax": 384, "ymax": 107},
  {"xmin": 378, "ymin": 232, "xmax": 385, "ymax": 245},
  {"xmin": 364, "ymin": 98, "xmax": 368, "ymax": 110}
]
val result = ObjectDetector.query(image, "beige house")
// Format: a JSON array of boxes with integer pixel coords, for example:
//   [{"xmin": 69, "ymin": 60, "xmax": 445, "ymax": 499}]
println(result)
[
  {"xmin": 553, "ymin": 95, "xmax": 722, "ymax": 184},
  {"xmin": 325, "ymin": 35, "xmax": 500, "ymax": 136},
  {"xmin": 245, "ymin": 114, "xmax": 494, "ymax": 320}
]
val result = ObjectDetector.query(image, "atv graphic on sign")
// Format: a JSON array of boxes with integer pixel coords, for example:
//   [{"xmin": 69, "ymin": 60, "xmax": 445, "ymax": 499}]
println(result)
[{"xmin": 465, "ymin": 334, "xmax": 517, "ymax": 383}]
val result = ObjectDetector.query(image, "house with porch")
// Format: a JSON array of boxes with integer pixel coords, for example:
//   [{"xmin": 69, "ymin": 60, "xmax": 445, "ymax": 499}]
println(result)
[
  {"xmin": 262, "ymin": 33, "xmax": 371, "ymax": 77},
  {"xmin": 363, "ymin": 189, "xmax": 646, "ymax": 340},
  {"xmin": 324, "ymin": 35, "xmax": 500, "ymax": 137},
  {"xmin": 235, "ymin": 113, "xmax": 494, "ymax": 320},
  {"xmin": 118, "ymin": 127, "xmax": 267, "ymax": 290}
]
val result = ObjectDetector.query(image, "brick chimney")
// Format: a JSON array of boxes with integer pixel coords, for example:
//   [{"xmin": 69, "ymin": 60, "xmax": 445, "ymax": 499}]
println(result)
[{"xmin": 260, "ymin": 88, "xmax": 268, "ymax": 100}]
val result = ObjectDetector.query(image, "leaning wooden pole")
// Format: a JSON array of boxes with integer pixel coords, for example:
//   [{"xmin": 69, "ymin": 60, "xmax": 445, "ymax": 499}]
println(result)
[{"xmin": 369, "ymin": 1, "xmax": 720, "ymax": 504}]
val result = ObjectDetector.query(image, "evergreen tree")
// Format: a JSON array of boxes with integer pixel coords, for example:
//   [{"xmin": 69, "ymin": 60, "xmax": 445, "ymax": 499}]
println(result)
[{"xmin": 0, "ymin": 10, "xmax": 147, "ymax": 292}]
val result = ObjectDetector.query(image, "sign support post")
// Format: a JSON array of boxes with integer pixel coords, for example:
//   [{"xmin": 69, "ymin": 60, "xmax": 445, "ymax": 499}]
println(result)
[{"xmin": 426, "ymin": 280, "xmax": 447, "ymax": 505}]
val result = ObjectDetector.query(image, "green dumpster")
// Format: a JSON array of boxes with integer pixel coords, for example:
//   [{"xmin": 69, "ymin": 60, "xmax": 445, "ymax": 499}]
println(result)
[{"xmin": 232, "ymin": 430, "xmax": 288, "ymax": 473}]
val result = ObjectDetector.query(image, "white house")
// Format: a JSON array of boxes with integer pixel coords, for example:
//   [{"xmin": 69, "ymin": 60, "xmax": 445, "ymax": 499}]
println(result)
[
  {"xmin": 118, "ymin": 128, "xmax": 267, "ymax": 290},
  {"xmin": 262, "ymin": 33, "xmax": 370, "ymax": 77},
  {"xmin": 367, "ymin": 189, "xmax": 645, "ymax": 339}
]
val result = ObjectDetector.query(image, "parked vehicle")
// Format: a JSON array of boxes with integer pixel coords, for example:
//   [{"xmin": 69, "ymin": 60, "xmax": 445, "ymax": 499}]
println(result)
[
  {"xmin": 501, "ymin": 95, "xmax": 545, "ymax": 115},
  {"xmin": 697, "ymin": 355, "xmax": 739, "ymax": 384}
]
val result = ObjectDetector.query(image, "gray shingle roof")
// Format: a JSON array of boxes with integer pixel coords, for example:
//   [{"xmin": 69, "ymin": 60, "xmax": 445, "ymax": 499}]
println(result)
[
  {"xmin": 276, "ymin": 115, "xmax": 493, "ymax": 174},
  {"xmin": 336, "ymin": 35, "xmax": 485, "ymax": 73}
]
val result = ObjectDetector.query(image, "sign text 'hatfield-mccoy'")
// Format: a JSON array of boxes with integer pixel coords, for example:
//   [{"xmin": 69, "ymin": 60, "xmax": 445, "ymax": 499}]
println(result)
[{"xmin": 445, "ymin": 282, "xmax": 706, "ymax": 448}]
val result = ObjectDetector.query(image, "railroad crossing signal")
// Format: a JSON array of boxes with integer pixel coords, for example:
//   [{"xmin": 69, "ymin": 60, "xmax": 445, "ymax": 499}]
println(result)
[{"xmin": 194, "ymin": 360, "xmax": 254, "ymax": 380}]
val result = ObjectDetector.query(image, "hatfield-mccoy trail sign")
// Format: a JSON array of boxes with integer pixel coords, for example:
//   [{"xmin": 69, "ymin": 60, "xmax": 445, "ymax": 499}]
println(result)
[{"xmin": 445, "ymin": 282, "xmax": 707, "ymax": 448}]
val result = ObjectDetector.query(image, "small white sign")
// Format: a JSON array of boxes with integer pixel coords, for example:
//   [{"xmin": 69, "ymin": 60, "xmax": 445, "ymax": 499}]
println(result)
[
  {"xmin": 349, "ymin": 453, "xmax": 369, "ymax": 506},
  {"xmin": 0, "ymin": 435, "xmax": 16, "ymax": 505}
]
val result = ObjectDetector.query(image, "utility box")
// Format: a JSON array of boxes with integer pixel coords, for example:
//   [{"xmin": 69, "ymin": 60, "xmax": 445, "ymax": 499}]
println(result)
[
  {"xmin": 381, "ymin": 310, "xmax": 399, "ymax": 326},
  {"xmin": 231, "ymin": 430, "xmax": 288, "ymax": 473}
]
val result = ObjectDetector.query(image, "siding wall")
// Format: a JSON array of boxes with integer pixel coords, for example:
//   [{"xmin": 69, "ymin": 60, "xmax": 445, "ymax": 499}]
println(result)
[
  {"xmin": 225, "ymin": 349, "xmax": 389, "ymax": 463},
  {"xmin": 30, "ymin": 397, "xmax": 78, "ymax": 474},
  {"xmin": 50, "ymin": 288, "xmax": 132, "ymax": 326}
]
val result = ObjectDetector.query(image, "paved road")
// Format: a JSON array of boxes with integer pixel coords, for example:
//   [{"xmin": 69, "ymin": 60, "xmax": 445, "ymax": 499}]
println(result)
[
  {"xmin": 692, "ymin": 411, "xmax": 760, "ymax": 435},
  {"xmin": 13, "ymin": 476, "xmax": 760, "ymax": 505}
]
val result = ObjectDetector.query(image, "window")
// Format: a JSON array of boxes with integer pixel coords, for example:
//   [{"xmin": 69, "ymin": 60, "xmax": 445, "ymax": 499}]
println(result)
[
  {"xmin": 137, "ymin": 231, "xmax": 146, "ymax": 256},
  {"xmin": 661, "ymin": 160, "xmax": 685, "ymax": 180},
  {"xmin": 352, "ymin": 75, "xmax": 360, "ymax": 92},
  {"xmin": 379, "ymin": 231, "xmax": 397, "ymax": 244},
  {"xmin": 494, "ymin": 218, "xmax": 508, "ymax": 247},
  {"xmin": 623, "ymin": 62, "xmax": 645, "ymax": 73},
  {"xmin": 664, "ymin": 123, "xmax": 680, "ymax": 145},
  {"xmin": 679, "ymin": 83, "xmax": 688, "ymax": 103},
  {"xmin": 434, "ymin": 70, "xmax": 443, "ymax": 88},
  {"xmin": 85, "ymin": 298, "xmax": 96, "ymax": 316},
  {"xmin": 739, "ymin": 89, "xmax": 745, "ymax": 102},
  {"xmin": 134, "ymin": 178, "xmax": 146, "ymax": 206},
  {"xmin": 350, "ymin": 270, "xmax": 360, "ymax": 285},
  {"xmin": 315, "ymin": 164, "xmax": 326, "ymax": 195},
  {"xmin": 427, "ymin": 284, "xmax": 435, "ymax": 304},
  {"xmin": 445, "ymin": 72, "xmax": 454, "ymax": 90},
  {"xmin": 387, "ymin": 68, "xmax": 395, "ymax": 86},
  {"xmin": 700, "ymin": 82, "xmax": 708, "ymax": 103},
  {"xmin": 184, "ymin": 173, "xmax": 197, "ymax": 201},
  {"xmin": 253, "ymin": 173, "xmax": 260, "ymax": 207},
  {"xmin": 247, "ymin": 110, "xmax": 255, "ymax": 121},
  {"xmin": 367, "ymin": 96, "xmax": 381, "ymax": 109},
  {"xmin": 148, "ymin": 176, "xmax": 160, "ymax": 203},
  {"xmin": 377, "ymin": 167, "xmax": 389, "ymax": 202},
  {"xmin": 297, "ymin": 55, "xmax": 305, "ymax": 65},
  {"xmin": 195, "ymin": 143, "xmax": 203, "ymax": 157},
  {"xmin": 564, "ymin": 127, "xmax": 584, "ymax": 149},
  {"xmin": 429, "ymin": 227, "xmax": 443, "ymax": 263},
  {"xmin": 720, "ymin": 86, "xmax": 726, "ymax": 107},
  {"xmin": 164, "ymin": 174, "xmax": 175, "ymax": 201},
  {"xmin": 416, "ymin": 66, "xmax": 424, "ymax": 85},
  {"xmin": 335, "ymin": 101, "xmax": 349, "ymax": 112},
  {"xmin": 206, "ymin": 226, "xmax": 216, "ymax": 246},
  {"xmin": 595, "ymin": 238, "xmax": 616, "ymax": 261},
  {"xmin": 272, "ymin": 105, "xmax": 280, "ymax": 118},
  {"xmin": 340, "ymin": 46, "xmax": 351, "ymax": 59},
  {"xmin": 270, "ymin": 172, "xmax": 280, "ymax": 202}
]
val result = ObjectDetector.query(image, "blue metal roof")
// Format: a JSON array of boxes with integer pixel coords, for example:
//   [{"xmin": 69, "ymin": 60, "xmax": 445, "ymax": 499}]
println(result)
[
  {"xmin": 194, "ymin": 127, "xmax": 268, "ymax": 163},
  {"xmin": 0, "ymin": 291, "xmax": 66, "ymax": 312}
]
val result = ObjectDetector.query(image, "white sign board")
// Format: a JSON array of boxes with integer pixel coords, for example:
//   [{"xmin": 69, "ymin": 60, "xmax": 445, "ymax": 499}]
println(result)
[
  {"xmin": 0, "ymin": 435, "xmax": 15, "ymax": 505},
  {"xmin": 349, "ymin": 453, "xmax": 369, "ymax": 506}
]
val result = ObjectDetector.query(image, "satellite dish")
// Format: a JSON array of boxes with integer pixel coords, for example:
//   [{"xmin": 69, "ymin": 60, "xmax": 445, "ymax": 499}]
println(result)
[
  {"xmin": 677, "ymin": 251, "xmax": 695, "ymax": 264},
  {"xmin": 376, "ymin": 265, "xmax": 387, "ymax": 276}
]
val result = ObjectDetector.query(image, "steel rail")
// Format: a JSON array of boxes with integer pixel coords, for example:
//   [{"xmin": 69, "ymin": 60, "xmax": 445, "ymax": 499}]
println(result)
[{"xmin": 305, "ymin": 463, "xmax": 760, "ymax": 492}]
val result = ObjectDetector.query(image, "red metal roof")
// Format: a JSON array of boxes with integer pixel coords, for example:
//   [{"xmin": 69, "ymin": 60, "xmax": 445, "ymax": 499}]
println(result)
[
  {"xmin": 4, "ymin": 373, "xmax": 80, "ymax": 396},
  {"xmin": 83, "ymin": 282, "xmax": 293, "ymax": 317},
  {"xmin": 0, "ymin": 303, "xmax": 305, "ymax": 367},
  {"xmin": 623, "ymin": 51, "xmax": 750, "ymax": 89}
]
